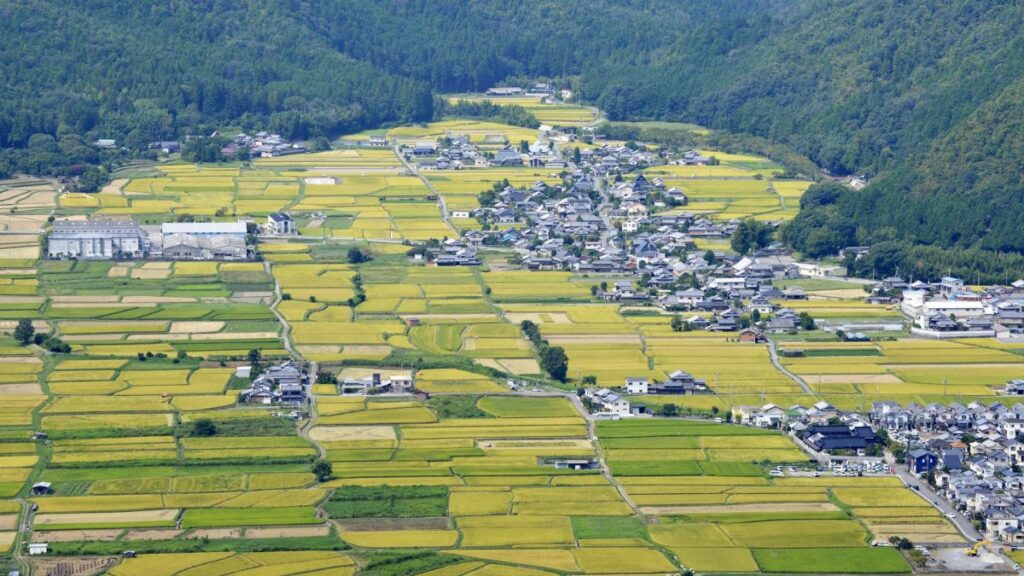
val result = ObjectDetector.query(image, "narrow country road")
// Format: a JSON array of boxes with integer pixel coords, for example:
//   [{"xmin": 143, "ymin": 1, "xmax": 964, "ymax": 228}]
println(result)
[
  {"xmin": 266, "ymin": 261, "xmax": 296, "ymax": 359},
  {"xmin": 265, "ymin": 261, "xmax": 325, "ymax": 459},
  {"xmin": 766, "ymin": 338, "xmax": 813, "ymax": 394},
  {"xmin": 394, "ymin": 144, "xmax": 450, "ymax": 227}
]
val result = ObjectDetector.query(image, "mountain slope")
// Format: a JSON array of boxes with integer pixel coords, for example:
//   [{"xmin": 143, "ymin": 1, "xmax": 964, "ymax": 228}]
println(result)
[{"xmin": 0, "ymin": 0, "xmax": 433, "ymax": 148}]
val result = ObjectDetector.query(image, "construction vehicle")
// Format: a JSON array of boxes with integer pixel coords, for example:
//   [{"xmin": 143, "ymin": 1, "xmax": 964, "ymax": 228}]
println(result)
[{"xmin": 965, "ymin": 540, "xmax": 991, "ymax": 556}]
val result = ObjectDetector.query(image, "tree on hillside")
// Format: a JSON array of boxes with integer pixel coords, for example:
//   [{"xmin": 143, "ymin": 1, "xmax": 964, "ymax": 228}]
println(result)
[
  {"xmin": 14, "ymin": 319, "xmax": 34, "ymax": 346},
  {"xmin": 540, "ymin": 346, "xmax": 569, "ymax": 381}
]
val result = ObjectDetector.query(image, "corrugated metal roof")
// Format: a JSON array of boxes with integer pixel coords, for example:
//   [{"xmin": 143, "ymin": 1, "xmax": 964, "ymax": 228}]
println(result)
[{"xmin": 161, "ymin": 222, "xmax": 246, "ymax": 234}]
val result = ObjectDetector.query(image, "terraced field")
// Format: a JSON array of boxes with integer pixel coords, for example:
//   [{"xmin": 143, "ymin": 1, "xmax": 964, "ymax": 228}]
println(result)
[{"xmin": 643, "ymin": 151, "xmax": 813, "ymax": 222}]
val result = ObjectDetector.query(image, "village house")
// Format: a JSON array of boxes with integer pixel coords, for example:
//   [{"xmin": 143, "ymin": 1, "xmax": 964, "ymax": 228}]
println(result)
[
  {"xmin": 239, "ymin": 360, "xmax": 309, "ymax": 405},
  {"xmin": 585, "ymin": 388, "xmax": 631, "ymax": 417},
  {"xmin": 266, "ymin": 213, "xmax": 295, "ymax": 235}
]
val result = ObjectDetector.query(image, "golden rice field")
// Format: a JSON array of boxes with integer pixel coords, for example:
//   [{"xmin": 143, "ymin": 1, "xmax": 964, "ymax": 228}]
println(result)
[{"xmin": 0, "ymin": 121, "xmax": 1005, "ymax": 575}]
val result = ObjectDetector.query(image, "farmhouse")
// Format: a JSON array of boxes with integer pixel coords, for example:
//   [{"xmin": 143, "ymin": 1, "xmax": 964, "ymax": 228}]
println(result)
[
  {"xmin": 47, "ymin": 218, "xmax": 148, "ymax": 259},
  {"xmin": 802, "ymin": 423, "xmax": 878, "ymax": 454},
  {"xmin": 624, "ymin": 377, "xmax": 649, "ymax": 394},
  {"xmin": 491, "ymin": 146, "xmax": 524, "ymax": 167},
  {"xmin": 733, "ymin": 404, "xmax": 786, "ymax": 428},
  {"xmin": 240, "ymin": 360, "xmax": 309, "ymax": 405},
  {"xmin": 585, "ymin": 388, "xmax": 631, "ymax": 417}
]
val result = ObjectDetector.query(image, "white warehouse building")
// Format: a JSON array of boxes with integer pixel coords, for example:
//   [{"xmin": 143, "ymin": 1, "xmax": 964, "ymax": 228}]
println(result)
[{"xmin": 47, "ymin": 219, "xmax": 147, "ymax": 259}]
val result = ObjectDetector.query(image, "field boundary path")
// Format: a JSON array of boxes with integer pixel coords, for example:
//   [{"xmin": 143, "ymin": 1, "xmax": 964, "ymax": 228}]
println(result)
[
  {"xmin": 265, "ymin": 261, "xmax": 325, "ymax": 459},
  {"xmin": 565, "ymin": 393, "xmax": 641, "ymax": 515},
  {"xmin": 266, "ymin": 261, "xmax": 296, "ymax": 359},
  {"xmin": 767, "ymin": 338, "xmax": 813, "ymax": 394},
  {"xmin": 394, "ymin": 144, "xmax": 450, "ymax": 227}
]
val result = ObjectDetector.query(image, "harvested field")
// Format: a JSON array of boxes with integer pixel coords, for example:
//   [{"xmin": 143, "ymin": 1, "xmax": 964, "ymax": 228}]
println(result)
[
  {"xmin": 244, "ymin": 525, "xmax": 331, "ymax": 538},
  {"xmin": 31, "ymin": 557, "xmax": 119, "ymax": 576},
  {"xmin": 184, "ymin": 528, "xmax": 242, "ymax": 540},
  {"xmin": 34, "ymin": 509, "xmax": 179, "ymax": 529},
  {"xmin": 31, "ymin": 529, "xmax": 122, "ymax": 542},
  {"xmin": 504, "ymin": 312, "xmax": 571, "ymax": 324},
  {"xmin": 309, "ymin": 426, "xmax": 396, "ymax": 442},
  {"xmin": 169, "ymin": 321, "xmax": 224, "ymax": 333},
  {"xmin": 122, "ymin": 528, "xmax": 185, "ymax": 540},
  {"xmin": 0, "ymin": 383, "xmax": 42, "ymax": 394}
]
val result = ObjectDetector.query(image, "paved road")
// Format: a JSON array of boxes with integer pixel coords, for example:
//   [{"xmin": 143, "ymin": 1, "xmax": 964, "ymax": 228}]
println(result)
[
  {"xmin": 766, "ymin": 338, "xmax": 812, "ymax": 394},
  {"xmin": 894, "ymin": 466, "xmax": 982, "ymax": 541},
  {"xmin": 395, "ymin": 145, "xmax": 450, "ymax": 226}
]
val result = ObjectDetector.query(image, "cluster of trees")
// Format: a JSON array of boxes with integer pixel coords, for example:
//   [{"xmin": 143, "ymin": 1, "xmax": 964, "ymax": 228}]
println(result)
[
  {"xmin": 438, "ymin": 99, "xmax": 538, "ymax": 128},
  {"xmin": 14, "ymin": 319, "xmax": 70, "ymax": 352},
  {"xmin": 520, "ymin": 320, "xmax": 568, "ymax": 381},
  {"xmin": 786, "ymin": 180, "xmax": 1024, "ymax": 283},
  {"xmin": 730, "ymin": 219, "xmax": 774, "ymax": 255}
]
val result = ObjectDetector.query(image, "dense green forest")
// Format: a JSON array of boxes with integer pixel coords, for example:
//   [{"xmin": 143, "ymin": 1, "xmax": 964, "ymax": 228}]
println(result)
[{"xmin": 2, "ymin": 0, "xmax": 1024, "ymax": 277}]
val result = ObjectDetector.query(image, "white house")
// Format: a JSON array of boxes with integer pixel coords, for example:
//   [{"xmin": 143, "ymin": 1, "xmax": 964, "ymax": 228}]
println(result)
[
  {"xmin": 602, "ymin": 393, "xmax": 631, "ymax": 416},
  {"xmin": 266, "ymin": 213, "xmax": 295, "ymax": 235},
  {"xmin": 624, "ymin": 377, "xmax": 649, "ymax": 394},
  {"xmin": 28, "ymin": 543, "xmax": 48, "ymax": 555}
]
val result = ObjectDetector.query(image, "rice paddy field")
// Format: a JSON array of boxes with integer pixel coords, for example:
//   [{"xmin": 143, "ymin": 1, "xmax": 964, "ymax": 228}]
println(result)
[
  {"xmin": 443, "ymin": 94, "xmax": 602, "ymax": 126},
  {"xmin": 644, "ymin": 153, "xmax": 813, "ymax": 222},
  {"xmin": 779, "ymin": 338, "xmax": 1024, "ymax": 409},
  {"xmin": 595, "ymin": 419, "xmax": 943, "ymax": 573},
  {"xmin": 0, "ymin": 125, "xmax": 1009, "ymax": 574}
]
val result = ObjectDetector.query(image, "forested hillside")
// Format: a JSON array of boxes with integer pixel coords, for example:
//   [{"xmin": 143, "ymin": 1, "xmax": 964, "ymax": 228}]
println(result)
[
  {"xmin": 0, "ymin": 0, "xmax": 433, "ymax": 151},
  {"xmin": 2, "ymin": 0, "xmax": 1023, "ymax": 273}
]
